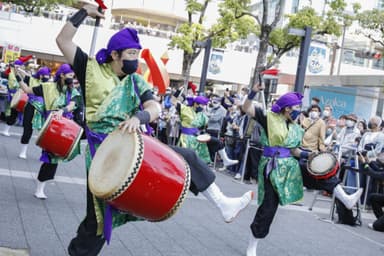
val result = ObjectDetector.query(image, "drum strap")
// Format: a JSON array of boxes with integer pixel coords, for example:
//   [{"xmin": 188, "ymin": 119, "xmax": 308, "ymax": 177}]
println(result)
[
  {"xmin": 263, "ymin": 146, "xmax": 291, "ymax": 177},
  {"xmin": 84, "ymin": 126, "xmax": 107, "ymax": 157}
]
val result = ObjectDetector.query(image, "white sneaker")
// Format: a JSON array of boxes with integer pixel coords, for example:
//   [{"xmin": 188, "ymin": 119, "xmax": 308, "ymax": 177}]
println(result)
[
  {"xmin": 234, "ymin": 173, "xmax": 241, "ymax": 180},
  {"xmin": 19, "ymin": 153, "xmax": 27, "ymax": 159},
  {"xmin": 368, "ymin": 223, "xmax": 374, "ymax": 230},
  {"xmin": 1, "ymin": 130, "xmax": 10, "ymax": 136}
]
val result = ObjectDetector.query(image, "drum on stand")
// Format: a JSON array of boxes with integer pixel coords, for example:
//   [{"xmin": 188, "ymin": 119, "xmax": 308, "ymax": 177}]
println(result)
[
  {"xmin": 10, "ymin": 90, "xmax": 28, "ymax": 112},
  {"xmin": 307, "ymin": 152, "xmax": 339, "ymax": 180},
  {"xmin": 36, "ymin": 113, "xmax": 83, "ymax": 158},
  {"xmin": 89, "ymin": 131, "xmax": 191, "ymax": 221},
  {"xmin": 196, "ymin": 133, "xmax": 211, "ymax": 143}
]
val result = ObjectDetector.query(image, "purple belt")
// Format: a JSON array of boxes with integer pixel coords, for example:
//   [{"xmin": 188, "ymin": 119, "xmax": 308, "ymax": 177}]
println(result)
[
  {"xmin": 7, "ymin": 88, "xmax": 16, "ymax": 102},
  {"xmin": 263, "ymin": 146, "xmax": 291, "ymax": 177},
  {"xmin": 181, "ymin": 127, "xmax": 199, "ymax": 135},
  {"xmin": 27, "ymin": 94, "xmax": 43, "ymax": 104},
  {"xmin": 85, "ymin": 127, "xmax": 114, "ymax": 245}
]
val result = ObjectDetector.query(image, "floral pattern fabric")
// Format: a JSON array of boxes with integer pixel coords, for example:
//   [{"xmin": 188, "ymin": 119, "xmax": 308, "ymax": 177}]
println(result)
[
  {"xmin": 178, "ymin": 104, "xmax": 211, "ymax": 163},
  {"xmin": 257, "ymin": 111, "xmax": 304, "ymax": 206}
]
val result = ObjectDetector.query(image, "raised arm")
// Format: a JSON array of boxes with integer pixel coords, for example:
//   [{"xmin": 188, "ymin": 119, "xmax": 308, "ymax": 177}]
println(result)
[
  {"xmin": 14, "ymin": 68, "xmax": 33, "ymax": 94},
  {"xmin": 242, "ymin": 84, "xmax": 264, "ymax": 118},
  {"xmin": 56, "ymin": 4, "xmax": 104, "ymax": 65}
]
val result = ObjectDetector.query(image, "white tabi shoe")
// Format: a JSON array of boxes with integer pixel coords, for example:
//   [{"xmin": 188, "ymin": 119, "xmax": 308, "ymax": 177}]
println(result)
[
  {"xmin": 246, "ymin": 232, "xmax": 259, "ymax": 256},
  {"xmin": 333, "ymin": 184, "xmax": 363, "ymax": 210},
  {"xmin": 0, "ymin": 124, "xmax": 11, "ymax": 136},
  {"xmin": 19, "ymin": 144, "xmax": 28, "ymax": 159},
  {"xmin": 218, "ymin": 149, "xmax": 238, "ymax": 167},
  {"xmin": 34, "ymin": 181, "xmax": 47, "ymax": 199},
  {"xmin": 202, "ymin": 183, "xmax": 254, "ymax": 223}
]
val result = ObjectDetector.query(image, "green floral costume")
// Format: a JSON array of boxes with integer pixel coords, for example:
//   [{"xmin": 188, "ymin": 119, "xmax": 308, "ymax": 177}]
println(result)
[
  {"xmin": 85, "ymin": 59, "xmax": 152, "ymax": 235},
  {"xmin": 37, "ymin": 83, "xmax": 82, "ymax": 164},
  {"xmin": 178, "ymin": 104, "xmax": 211, "ymax": 163},
  {"xmin": 257, "ymin": 111, "xmax": 304, "ymax": 206}
]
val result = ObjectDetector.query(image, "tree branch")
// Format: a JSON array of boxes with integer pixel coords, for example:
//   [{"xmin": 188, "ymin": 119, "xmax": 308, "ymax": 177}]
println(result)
[
  {"xmin": 361, "ymin": 31, "xmax": 384, "ymax": 47},
  {"xmin": 239, "ymin": 11, "xmax": 261, "ymax": 25},
  {"xmin": 198, "ymin": 0, "xmax": 210, "ymax": 24},
  {"xmin": 270, "ymin": 0, "xmax": 285, "ymax": 28}
]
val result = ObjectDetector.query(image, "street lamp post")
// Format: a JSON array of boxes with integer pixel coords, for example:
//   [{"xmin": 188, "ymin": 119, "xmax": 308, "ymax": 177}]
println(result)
[
  {"xmin": 195, "ymin": 38, "xmax": 212, "ymax": 95},
  {"xmin": 289, "ymin": 26, "xmax": 312, "ymax": 94}
]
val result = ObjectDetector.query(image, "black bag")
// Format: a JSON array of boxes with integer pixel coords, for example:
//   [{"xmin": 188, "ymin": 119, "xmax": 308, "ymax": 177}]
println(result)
[{"xmin": 335, "ymin": 199, "xmax": 360, "ymax": 226}]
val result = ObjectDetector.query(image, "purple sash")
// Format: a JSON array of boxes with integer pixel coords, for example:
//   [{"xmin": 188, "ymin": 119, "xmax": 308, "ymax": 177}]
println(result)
[
  {"xmin": 7, "ymin": 88, "xmax": 16, "ymax": 102},
  {"xmin": 84, "ymin": 127, "xmax": 114, "ymax": 245},
  {"xmin": 181, "ymin": 127, "xmax": 199, "ymax": 135},
  {"xmin": 263, "ymin": 146, "xmax": 291, "ymax": 177}
]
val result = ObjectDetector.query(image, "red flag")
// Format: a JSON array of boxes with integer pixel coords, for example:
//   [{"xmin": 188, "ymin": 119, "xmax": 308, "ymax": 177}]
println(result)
[
  {"xmin": 95, "ymin": 0, "xmax": 107, "ymax": 9},
  {"xmin": 18, "ymin": 55, "xmax": 33, "ymax": 63}
]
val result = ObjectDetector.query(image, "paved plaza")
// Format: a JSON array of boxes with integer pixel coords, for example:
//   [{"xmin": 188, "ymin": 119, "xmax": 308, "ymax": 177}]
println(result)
[{"xmin": 0, "ymin": 126, "xmax": 383, "ymax": 256}]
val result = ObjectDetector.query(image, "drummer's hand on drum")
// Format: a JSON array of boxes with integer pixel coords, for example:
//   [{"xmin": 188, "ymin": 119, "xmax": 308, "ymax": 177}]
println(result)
[
  {"xmin": 119, "ymin": 116, "xmax": 140, "ymax": 133},
  {"xmin": 53, "ymin": 109, "xmax": 64, "ymax": 119}
]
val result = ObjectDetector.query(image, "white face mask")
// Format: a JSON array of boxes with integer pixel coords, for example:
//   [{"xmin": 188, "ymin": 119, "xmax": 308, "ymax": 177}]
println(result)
[
  {"xmin": 345, "ymin": 120, "xmax": 355, "ymax": 128},
  {"xmin": 323, "ymin": 110, "xmax": 330, "ymax": 117},
  {"xmin": 309, "ymin": 111, "xmax": 319, "ymax": 120}
]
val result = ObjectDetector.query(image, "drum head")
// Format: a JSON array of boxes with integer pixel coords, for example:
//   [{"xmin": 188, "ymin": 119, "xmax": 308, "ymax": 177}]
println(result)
[
  {"xmin": 196, "ymin": 134, "xmax": 211, "ymax": 143},
  {"xmin": 307, "ymin": 153, "xmax": 337, "ymax": 176},
  {"xmin": 89, "ymin": 130, "xmax": 143, "ymax": 199}
]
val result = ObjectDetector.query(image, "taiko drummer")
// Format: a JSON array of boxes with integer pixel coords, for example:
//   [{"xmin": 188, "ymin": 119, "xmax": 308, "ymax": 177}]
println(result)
[
  {"xmin": 56, "ymin": 4, "xmax": 253, "ymax": 256},
  {"xmin": 15, "ymin": 64, "xmax": 82, "ymax": 199}
]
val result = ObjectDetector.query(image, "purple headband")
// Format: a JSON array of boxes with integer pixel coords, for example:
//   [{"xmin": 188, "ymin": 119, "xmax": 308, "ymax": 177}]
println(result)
[
  {"xmin": 194, "ymin": 96, "xmax": 209, "ymax": 105},
  {"xmin": 271, "ymin": 92, "xmax": 303, "ymax": 113},
  {"xmin": 96, "ymin": 28, "xmax": 142, "ymax": 64},
  {"xmin": 33, "ymin": 66, "xmax": 51, "ymax": 79},
  {"xmin": 54, "ymin": 64, "xmax": 73, "ymax": 82},
  {"xmin": 14, "ymin": 60, "xmax": 23, "ymax": 66}
]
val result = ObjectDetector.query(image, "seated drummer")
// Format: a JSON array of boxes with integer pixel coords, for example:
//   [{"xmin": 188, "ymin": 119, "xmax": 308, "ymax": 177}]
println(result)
[
  {"xmin": 56, "ymin": 4, "xmax": 253, "ymax": 256},
  {"xmin": 299, "ymin": 110, "xmax": 363, "ymax": 217}
]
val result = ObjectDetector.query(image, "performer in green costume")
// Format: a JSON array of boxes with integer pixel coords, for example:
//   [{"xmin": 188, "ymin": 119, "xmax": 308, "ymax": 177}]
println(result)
[
  {"xmin": 57, "ymin": 4, "xmax": 253, "ymax": 256},
  {"xmin": 242, "ymin": 85, "xmax": 362, "ymax": 256},
  {"xmin": 175, "ymin": 94, "xmax": 238, "ymax": 166},
  {"xmin": 16, "ymin": 64, "xmax": 81, "ymax": 199}
]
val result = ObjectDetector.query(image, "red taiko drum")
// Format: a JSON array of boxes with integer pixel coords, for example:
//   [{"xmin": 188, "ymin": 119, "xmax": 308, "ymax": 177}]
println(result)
[
  {"xmin": 307, "ymin": 152, "xmax": 339, "ymax": 180},
  {"xmin": 10, "ymin": 90, "xmax": 28, "ymax": 112},
  {"xmin": 89, "ymin": 130, "xmax": 191, "ymax": 221},
  {"xmin": 36, "ymin": 113, "xmax": 83, "ymax": 158}
]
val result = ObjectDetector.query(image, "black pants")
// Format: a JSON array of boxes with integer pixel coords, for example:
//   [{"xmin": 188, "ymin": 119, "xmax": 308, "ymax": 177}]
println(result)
[
  {"xmin": 37, "ymin": 162, "xmax": 58, "ymax": 182},
  {"xmin": 21, "ymin": 103, "xmax": 34, "ymax": 144},
  {"xmin": 300, "ymin": 163, "xmax": 340, "ymax": 193},
  {"xmin": 250, "ymin": 174, "xmax": 279, "ymax": 238},
  {"xmin": 370, "ymin": 193, "xmax": 384, "ymax": 231},
  {"xmin": 6, "ymin": 108, "xmax": 18, "ymax": 126},
  {"xmin": 206, "ymin": 136, "xmax": 225, "ymax": 161},
  {"xmin": 68, "ymin": 146, "xmax": 216, "ymax": 256}
]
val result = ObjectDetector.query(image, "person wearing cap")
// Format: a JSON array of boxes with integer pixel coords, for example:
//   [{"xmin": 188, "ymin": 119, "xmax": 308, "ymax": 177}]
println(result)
[
  {"xmin": 15, "ymin": 63, "xmax": 81, "ymax": 199},
  {"xmin": 56, "ymin": 4, "xmax": 253, "ymax": 255},
  {"xmin": 13, "ymin": 66, "xmax": 51, "ymax": 159},
  {"xmin": 242, "ymin": 85, "xmax": 362, "ymax": 256}
]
